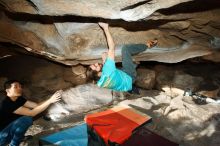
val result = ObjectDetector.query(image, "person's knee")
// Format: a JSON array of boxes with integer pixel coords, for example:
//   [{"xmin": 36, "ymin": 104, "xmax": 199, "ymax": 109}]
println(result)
[
  {"xmin": 21, "ymin": 116, "xmax": 33, "ymax": 126},
  {"xmin": 13, "ymin": 117, "xmax": 32, "ymax": 135},
  {"xmin": 15, "ymin": 116, "xmax": 33, "ymax": 128},
  {"xmin": 0, "ymin": 131, "xmax": 9, "ymax": 143}
]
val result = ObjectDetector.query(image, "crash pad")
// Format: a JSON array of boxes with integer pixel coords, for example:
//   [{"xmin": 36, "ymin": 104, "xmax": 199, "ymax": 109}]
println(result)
[
  {"xmin": 121, "ymin": 126, "xmax": 179, "ymax": 146},
  {"xmin": 85, "ymin": 106, "xmax": 151, "ymax": 145},
  {"xmin": 39, "ymin": 123, "xmax": 88, "ymax": 146}
]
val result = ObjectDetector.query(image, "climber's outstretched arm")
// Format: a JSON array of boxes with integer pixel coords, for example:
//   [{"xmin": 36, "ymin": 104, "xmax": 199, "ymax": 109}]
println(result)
[{"xmin": 98, "ymin": 22, "xmax": 115, "ymax": 61}]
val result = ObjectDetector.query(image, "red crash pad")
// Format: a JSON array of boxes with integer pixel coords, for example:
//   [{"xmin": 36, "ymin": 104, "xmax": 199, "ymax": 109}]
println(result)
[{"xmin": 85, "ymin": 106, "xmax": 151, "ymax": 145}]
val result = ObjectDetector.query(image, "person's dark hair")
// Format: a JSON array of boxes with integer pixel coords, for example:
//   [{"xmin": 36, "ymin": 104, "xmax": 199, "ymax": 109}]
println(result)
[
  {"xmin": 86, "ymin": 68, "xmax": 100, "ymax": 83},
  {"xmin": 4, "ymin": 79, "xmax": 21, "ymax": 90}
]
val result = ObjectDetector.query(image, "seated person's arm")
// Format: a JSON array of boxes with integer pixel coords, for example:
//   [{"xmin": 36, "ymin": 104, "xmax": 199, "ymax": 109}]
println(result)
[
  {"xmin": 14, "ymin": 90, "xmax": 62, "ymax": 117},
  {"xmin": 24, "ymin": 101, "xmax": 38, "ymax": 109}
]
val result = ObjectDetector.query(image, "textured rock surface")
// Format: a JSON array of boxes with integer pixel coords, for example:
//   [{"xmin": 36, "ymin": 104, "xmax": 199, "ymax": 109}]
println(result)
[
  {"xmin": 117, "ymin": 91, "xmax": 220, "ymax": 146},
  {"xmin": 0, "ymin": 0, "xmax": 219, "ymax": 65},
  {"xmin": 0, "ymin": 77, "xmax": 7, "ymax": 91},
  {"xmin": 156, "ymin": 70, "xmax": 204, "ymax": 91},
  {"xmin": 135, "ymin": 68, "xmax": 156, "ymax": 89},
  {"xmin": 46, "ymin": 83, "xmax": 116, "ymax": 121},
  {"xmin": 0, "ymin": 55, "xmax": 87, "ymax": 101}
]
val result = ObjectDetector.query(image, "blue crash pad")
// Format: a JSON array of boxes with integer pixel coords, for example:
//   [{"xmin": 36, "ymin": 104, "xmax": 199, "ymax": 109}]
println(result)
[{"xmin": 39, "ymin": 123, "xmax": 88, "ymax": 146}]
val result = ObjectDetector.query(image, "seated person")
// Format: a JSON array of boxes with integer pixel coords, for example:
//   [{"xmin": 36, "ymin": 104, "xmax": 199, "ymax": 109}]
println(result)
[{"xmin": 0, "ymin": 80, "xmax": 62, "ymax": 146}]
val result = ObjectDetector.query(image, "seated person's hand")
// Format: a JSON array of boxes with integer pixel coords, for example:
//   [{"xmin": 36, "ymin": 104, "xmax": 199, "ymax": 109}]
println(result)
[{"xmin": 49, "ymin": 90, "xmax": 63, "ymax": 104}]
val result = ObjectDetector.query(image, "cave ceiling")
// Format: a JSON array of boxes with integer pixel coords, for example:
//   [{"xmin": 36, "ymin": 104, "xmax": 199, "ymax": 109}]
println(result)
[{"xmin": 0, "ymin": 0, "xmax": 220, "ymax": 65}]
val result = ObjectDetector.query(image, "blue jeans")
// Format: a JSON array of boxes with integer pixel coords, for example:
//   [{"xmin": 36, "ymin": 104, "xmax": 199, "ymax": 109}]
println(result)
[
  {"xmin": 0, "ymin": 116, "xmax": 33, "ymax": 146},
  {"xmin": 121, "ymin": 44, "xmax": 148, "ymax": 83}
]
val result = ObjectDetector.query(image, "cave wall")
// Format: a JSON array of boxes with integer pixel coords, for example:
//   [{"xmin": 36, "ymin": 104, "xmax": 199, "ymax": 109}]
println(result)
[{"xmin": 0, "ymin": 55, "xmax": 87, "ymax": 101}]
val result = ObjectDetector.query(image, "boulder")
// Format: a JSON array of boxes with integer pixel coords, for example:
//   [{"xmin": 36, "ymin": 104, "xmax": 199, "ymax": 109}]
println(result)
[
  {"xmin": 71, "ymin": 65, "xmax": 87, "ymax": 76},
  {"xmin": 46, "ymin": 83, "xmax": 116, "ymax": 121},
  {"xmin": 156, "ymin": 70, "xmax": 204, "ymax": 92},
  {"xmin": 63, "ymin": 68, "xmax": 87, "ymax": 86},
  {"xmin": 135, "ymin": 68, "xmax": 156, "ymax": 89}
]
